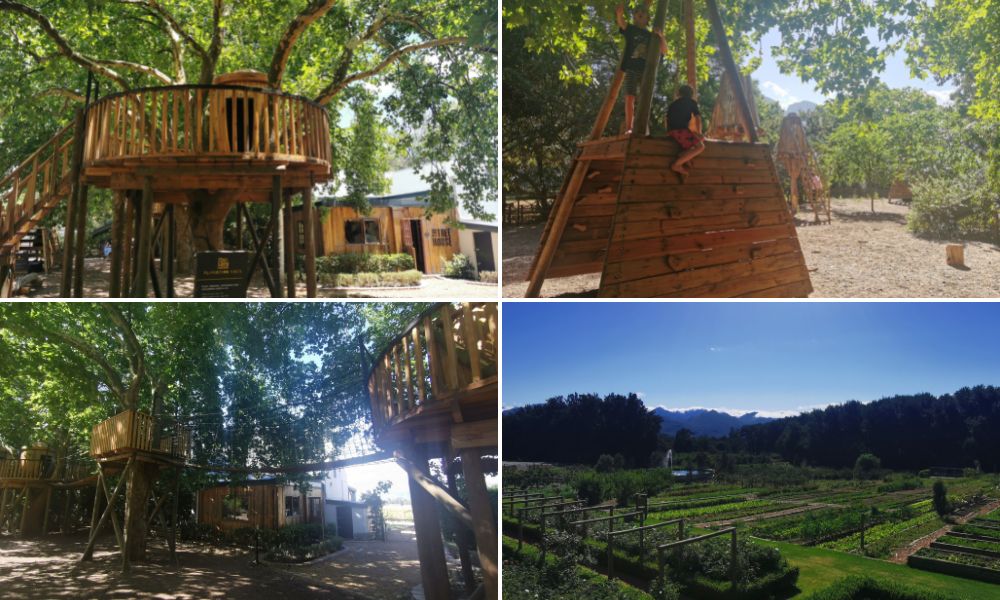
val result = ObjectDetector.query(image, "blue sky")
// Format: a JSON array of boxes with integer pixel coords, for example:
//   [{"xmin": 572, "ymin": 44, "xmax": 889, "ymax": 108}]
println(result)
[
  {"xmin": 751, "ymin": 27, "xmax": 954, "ymax": 109},
  {"xmin": 502, "ymin": 302, "xmax": 1000, "ymax": 417}
]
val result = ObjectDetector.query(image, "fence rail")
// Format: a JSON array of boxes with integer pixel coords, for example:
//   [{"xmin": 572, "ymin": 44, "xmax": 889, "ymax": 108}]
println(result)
[
  {"xmin": 82, "ymin": 85, "xmax": 331, "ymax": 166},
  {"xmin": 368, "ymin": 302, "xmax": 498, "ymax": 430}
]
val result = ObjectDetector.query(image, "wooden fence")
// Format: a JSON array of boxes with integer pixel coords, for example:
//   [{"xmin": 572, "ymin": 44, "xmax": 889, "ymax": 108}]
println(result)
[
  {"xmin": 0, "ymin": 125, "xmax": 75, "ymax": 245},
  {"xmin": 90, "ymin": 410, "xmax": 191, "ymax": 459},
  {"xmin": 82, "ymin": 85, "xmax": 331, "ymax": 165},
  {"xmin": 368, "ymin": 302, "xmax": 498, "ymax": 429}
]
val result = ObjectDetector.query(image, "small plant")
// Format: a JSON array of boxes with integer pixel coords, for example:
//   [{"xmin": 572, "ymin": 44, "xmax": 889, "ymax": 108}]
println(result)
[
  {"xmin": 478, "ymin": 270, "xmax": 497, "ymax": 283},
  {"xmin": 932, "ymin": 480, "xmax": 950, "ymax": 517},
  {"xmin": 442, "ymin": 253, "xmax": 476, "ymax": 279}
]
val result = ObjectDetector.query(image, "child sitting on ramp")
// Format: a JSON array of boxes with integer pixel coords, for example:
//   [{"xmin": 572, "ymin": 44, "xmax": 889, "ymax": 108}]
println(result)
[{"xmin": 665, "ymin": 85, "xmax": 705, "ymax": 177}]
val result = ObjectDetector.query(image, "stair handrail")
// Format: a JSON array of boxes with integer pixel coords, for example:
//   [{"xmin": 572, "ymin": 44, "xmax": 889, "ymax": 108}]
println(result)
[{"xmin": 0, "ymin": 123, "xmax": 76, "ymax": 243}]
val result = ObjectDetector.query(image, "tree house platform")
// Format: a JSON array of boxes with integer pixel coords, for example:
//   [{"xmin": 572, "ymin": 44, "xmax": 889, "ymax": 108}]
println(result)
[
  {"xmin": 368, "ymin": 302, "xmax": 498, "ymax": 452},
  {"xmin": 529, "ymin": 135, "xmax": 813, "ymax": 297},
  {"xmin": 89, "ymin": 410, "xmax": 191, "ymax": 466}
]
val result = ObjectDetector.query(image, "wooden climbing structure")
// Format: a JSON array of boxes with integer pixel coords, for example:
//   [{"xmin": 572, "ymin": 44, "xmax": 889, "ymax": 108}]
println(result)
[
  {"xmin": 0, "ymin": 443, "xmax": 95, "ymax": 538},
  {"xmin": 706, "ymin": 71, "xmax": 761, "ymax": 142},
  {"xmin": 776, "ymin": 113, "xmax": 831, "ymax": 223},
  {"xmin": 80, "ymin": 409, "xmax": 190, "ymax": 572},
  {"xmin": 368, "ymin": 302, "xmax": 498, "ymax": 599},
  {"xmin": 0, "ymin": 69, "xmax": 331, "ymax": 298},
  {"xmin": 525, "ymin": 0, "xmax": 812, "ymax": 297}
]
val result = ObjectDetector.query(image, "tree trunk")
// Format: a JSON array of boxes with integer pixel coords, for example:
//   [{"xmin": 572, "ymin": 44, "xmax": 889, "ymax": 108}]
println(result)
[{"xmin": 123, "ymin": 462, "xmax": 159, "ymax": 562}]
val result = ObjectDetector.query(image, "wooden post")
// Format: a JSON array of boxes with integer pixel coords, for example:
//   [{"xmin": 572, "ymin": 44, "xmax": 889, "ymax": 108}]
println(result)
[
  {"xmin": 946, "ymin": 244, "xmax": 965, "ymax": 267},
  {"xmin": 634, "ymin": 0, "xmax": 669, "ymax": 134},
  {"xmin": 730, "ymin": 529, "xmax": 738, "ymax": 588},
  {"xmin": 461, "ymin": 449, "xmax": 498, "ymax": 599},
  {"xmin": 446, "ymin": 455, "xmax": 477, "ymax": 592},
  {"xmin": 109, "ymin": 192, "xmax": 125, "ymax": 297},
  {"xmin": 41, "ymin": 486, "xmax": 52, "ymax": 534},
  {"xmin": 283, "ymin": 191, "xmax": 296, "ymax": 297},
  {"xmin": 685, "ymin": 0, "xmax": 696, "ymax": 93},
  {"xmin": 121, "ymin": 194, "xmax": 135, "ymax": 296},
  {"xmin": 60, "ymin": 108, "xmax": 86, "ymax": 297},
  {"xmin": 302, "ymin": 185, "xmax": 317, "ymax": 297},
  {"xmin": 81, "ymin": 457, "xmax": 132, "ymax": 562},
  {"xmin": 72, "ymin": 183, "xmax": 90, "ymax": 297},
  {"xmin": 0, "ymin": 489, "xmax": 8, "ymax": 532},
  {"xmin": 271, "ymin": 175, "xmax": 285, "ymax": 298},
  {"xmin": 235, "ymin": 202, "xmax": 244, "ymax": 250},
  {"xmin": 705, "ymin": 0, "xmax": 757, "ymax": 143},
  {"xmin": 405, "ymin": 445, "xmax": 451, "ymax": 600},
  {"xmin": 166, "ymin": 204, "xmax": 176, "ymax": 297},
  {"xmin": 607, "ymin": 524, "xmax": 615, "ymax": 579},
  {"xmin": 131, "ymin": 178, "xmax": 153, "ymax": 297},
  {"xmin": 524, "ymin": 70, "xmax": 625, "ymax": 297}
]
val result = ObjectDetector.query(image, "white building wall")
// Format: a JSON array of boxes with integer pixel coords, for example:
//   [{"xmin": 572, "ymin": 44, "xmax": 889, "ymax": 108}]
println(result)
[{"xmin": 458, "ymin": 229, "xmax": 498, "ymax": 274}]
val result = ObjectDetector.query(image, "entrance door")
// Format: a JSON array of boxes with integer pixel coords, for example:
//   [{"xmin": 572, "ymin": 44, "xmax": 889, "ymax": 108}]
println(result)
[
  {"xmin": 473, "ymin": 231, "xmax": 495, "ymax": 272},
  {"xmin": 336, "ymin": 505, "xmax": 354, "ymax": 539},
  {"xmin": 308, "ymin": 498, "xmax": 323, "ymax": 524},
  {"xmin": 403, "ymin": 220, "xmax": 426, "ymax": 273}
]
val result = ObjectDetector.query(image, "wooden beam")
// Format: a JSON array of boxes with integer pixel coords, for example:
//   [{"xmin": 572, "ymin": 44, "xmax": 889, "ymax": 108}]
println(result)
[
  {"xmin": 461, "ymin": 450, "xmax": 498, "ymax": 600},
  {"xmin": 685, "ymin": 0, "xmax": 696, "ymax": 93},
  {"xmin": 98, "ymin": 468, "xmax": 125, "ymax": 550},
  {"xmin": 60, "ymin": 108, "xmax": 86, "ymax": 297},
  {"xmin": 395, "ymin": 451, "xmax": 474, "ymax": 530},
  {"xmin": 131, "ymin": 177, "xmax": 153, "ymax": 297},
  {"xmin": 271, "ymin": 175, "xmax": 285, "ymax": 298},
  {"xmin": 705, "ymin": 0, "xmax": 757, "ymax": 143},
  {"xmin": 81, "ymin": 456, "xmax": 132, "ymax": 562},
  {"xmin": 109, "ymin": 192, "xmax": 125, "ymax": 297},
  {"xmin": 72, "ymin": 183, "xmax": 89, "ymax": 297},
  {"xmin": 283, "ymin": 191, "xmax": 296, "ymax": 298},
  {"xmin": 403, "ymin": 446, "xmax": 451, "ymax": 600},
  {"xmin": 302, "ymin": 185, "xmax": 317, "ymax": 297},
  {"xmin": 634, "ymin": 0, "xmax": 670, "ymax": 134},
  {"xmin": 452, "ymin": 420, "xmax": 498, "ymax": 450}
]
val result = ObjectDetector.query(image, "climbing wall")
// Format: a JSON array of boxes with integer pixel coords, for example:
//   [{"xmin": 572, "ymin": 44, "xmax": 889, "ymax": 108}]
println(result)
[{"xmin": 597, "ymin": 137, "xmax": 812, "ymax": 297}]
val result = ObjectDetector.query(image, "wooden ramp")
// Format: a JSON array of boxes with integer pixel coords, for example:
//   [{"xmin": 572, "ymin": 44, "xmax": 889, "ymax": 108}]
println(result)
[{"xmin": 527, "ymin": 135, "xmax": 813, "ymax": 297}]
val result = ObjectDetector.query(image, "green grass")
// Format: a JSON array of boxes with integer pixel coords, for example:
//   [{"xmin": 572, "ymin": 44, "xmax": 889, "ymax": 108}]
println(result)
[{"xmin": 755, "ymin": 539, "xmax": 1000, "ymax": 599}]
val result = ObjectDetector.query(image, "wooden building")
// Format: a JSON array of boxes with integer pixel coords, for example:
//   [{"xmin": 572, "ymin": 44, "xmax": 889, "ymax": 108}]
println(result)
[
  {"xmin": 457, "ymin": 220, "xmax": 497, "ymax": 275},
  {"xmin": 197, "ymin": 479, "xmax": 326, "ymax": 532},
  {"xmin": 290, "ymin": 191, "xmax": 461, "ymax": 274}
]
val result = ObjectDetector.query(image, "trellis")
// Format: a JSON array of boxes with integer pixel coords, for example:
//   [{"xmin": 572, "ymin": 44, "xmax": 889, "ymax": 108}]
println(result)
[{"xmin": 656, "ymin": 527, "xmax": 739, "ymax": 588}]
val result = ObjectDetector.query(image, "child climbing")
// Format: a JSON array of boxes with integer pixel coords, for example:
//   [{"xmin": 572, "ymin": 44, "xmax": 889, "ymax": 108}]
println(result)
[
  {"xmin": 666, "ymin": 85, "xmax": 705, "ymax": 176},
  {"xmin": 615, "ymin": 2, "xmax": 667, "ymax": 135}
]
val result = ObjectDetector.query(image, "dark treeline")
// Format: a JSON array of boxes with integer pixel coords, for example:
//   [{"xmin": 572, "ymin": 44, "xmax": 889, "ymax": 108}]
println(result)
[
  {"xmin": 737, "ymin": 385, "xmax": 1000, "ymax": 471},
  {"xmin": 503, "ymin": 393, "xmax": 660, "ymax": 467}
]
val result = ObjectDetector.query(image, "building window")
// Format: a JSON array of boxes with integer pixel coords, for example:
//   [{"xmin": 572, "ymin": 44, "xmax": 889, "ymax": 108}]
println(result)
[
  {"xmin": 431, "ymin": 228, "xmax": 452, "ymax": 246},
  {"xmin": 223, "ymin": 492, "xmax": 249, "ymax": 521},
  {"xmin": 285, "ymin": 495, "xmax": 300, "ymax": 517},
  {"xmin": 345, "ymin": 219, "xmax": 380, "ymax": 245}
]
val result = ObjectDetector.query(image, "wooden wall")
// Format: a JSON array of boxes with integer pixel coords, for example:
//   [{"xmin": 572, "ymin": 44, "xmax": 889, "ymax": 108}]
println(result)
[
  {"xmin": 197, "ymin": 484, "xmax": 325, "ymax": 531},
  {"xmin": 296, "ymin": 205, "xmax": 461, "ymax": 274}
]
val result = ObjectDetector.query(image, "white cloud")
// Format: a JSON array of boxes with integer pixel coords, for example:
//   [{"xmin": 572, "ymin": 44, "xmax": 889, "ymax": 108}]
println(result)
[
  {"xmin": 649, "ymin": 404, "xmax": 834, "ymax": 419},
  {"xmin": 926, "ymin": 89, "xmax": 954, "ymax": 106},
  {"xmin": 760, "ymin": 80, "xmax": 801, "ymax": 109}
]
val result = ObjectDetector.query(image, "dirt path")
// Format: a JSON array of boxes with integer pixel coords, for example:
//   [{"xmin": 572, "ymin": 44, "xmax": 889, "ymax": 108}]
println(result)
[
  {"xmin": 502, "ymin": 198, "xmax": 1000, "ymax": 298},
  {"xmin": 695, "ymin": 503, "xmax": 842, "ymax": 528},
  {"xmin": 0, "ymin": 534, "xmax": 340, "ymax": 599},
  {"xmin": 888, "ymin": 499, "xmax": 1000, "ymax": 564},
  {"xmin": 16, "ymin": 258, "xmax": 495, "ymax": 299}
]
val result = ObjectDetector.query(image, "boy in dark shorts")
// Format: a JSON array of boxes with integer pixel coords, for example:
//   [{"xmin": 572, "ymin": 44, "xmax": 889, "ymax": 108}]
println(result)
[
  {"xmin": 615, "ymin": 3, "xmax": 667, "ymax": 134},
  {"xmin": 665, "ymin": 85, "xmax": 705, "ymax": 176}
]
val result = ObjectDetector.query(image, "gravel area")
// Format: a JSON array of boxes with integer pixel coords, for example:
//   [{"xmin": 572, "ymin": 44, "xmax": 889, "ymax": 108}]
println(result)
[{"xmin": 502, "ymin": 197, "xmax": 1000, "ymax": 298}]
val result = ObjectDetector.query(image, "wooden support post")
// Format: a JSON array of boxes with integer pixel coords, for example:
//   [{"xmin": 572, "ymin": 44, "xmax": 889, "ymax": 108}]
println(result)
[
  {"xmin": 170, "ymin": 466, "xmax": 179, "ymax": 564},
  {"xmin": 730, "ymin": 529, "xmax": 738, "ymax": 588},
  {"xmin": 235, "ymin": 202, "xmax": 244, "ymax": 250},
  {"xmin": 302, "ymin": 185, "xmax": 317, "ymax": 297},
  {"xmin": 705, "ymin": 0, "xmax": 757, "ymax": 143},
  {"xmin": 607, "ymin": 524, "xmax": 615, "ymax": 579},
  {"xmin": 0, "ymin": 489, "xmax": 8, "ymax": 532},
  {"xmin": 60, "ymin": 108, "xmax": 86, "ymax": 297},
  {"xmin": 131, "ymin": 178, "xmax": 153, "ymax": 297},
  {"xmin": 98, "ymin": 468, "xmax": 125, "ymax": 551},
  {"xmin": 88, "ymin": 471, "xmax": 102, "ymax": 537},
  {"xmin": 946, "ymin": 244, "xmax": 965, "ymax": 268},
  {"xmin": 684, "ymin": 0, "xmax": 696, "ymax": 93},
  {"xmin": 524, "ymin": 70, "xmax": 625, "ymax": 297},
  {"xmin": 634, "ymin": 0, "xmax": 669, "ymax": 134},
  {"xmin": 121, "ymin": 194, "xmax": 135, "ymax": 296},
  {"xmin": 395, "ymin": 451, "xmax": 474, "ymax": 530},
  {"xmin": 461, "ymin": 449, "xmax": 498, "ymax": 599},
  {"xmin": 81, "ymin": 457, "xmax": 132, "ymax": 562},
  {"xmin": 240, "ymin": 203, "xmax": 279, "ymax": 294},
  {"xmin": 404, "ymin": 446, "xmax": 451, "ymax": 600},
  {"xmin": 18, "ymin": 488, "xmax": 32, "ymax": 535},
  {"xmin": 446, "ymin": 455, "xmax": 477, "ymax": 592},
  {"xmin": 72, "ymin": 183, "xmax": 89, "ymax": 297},
  {"xmin": 166, "ymin": 205, "xmax": 176, "ymax": 297},
  {"xmin": 283, "ymin": 191, "xmax": 296, "ymax": 298},
  {"xmin": 271, "ymin": 175, "xmax": 285, "ymax": 298},
  {"xmin": 41, "ymin": 486, "xmax": 52, "ymax": 534},
  {"xmin": 109, "ymin": 192, "xmax": 125, "ymax": 297}
]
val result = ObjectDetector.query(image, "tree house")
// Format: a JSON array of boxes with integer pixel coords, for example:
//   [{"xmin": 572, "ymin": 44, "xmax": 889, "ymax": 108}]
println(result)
[
  {"xmin": 80, "ymin": 410, "xmax": 191, "ymax": 571},
  {"xmin": 368, "ymin": 302, "xmax": 498, "ymax": 599},
  {"xmin": 524, "ymin": 0, "xmax": 813, "ymax": 297},
  {"xmin": 0, "ymin": 443, "xmax": 94, "ymax": 537},
  {"xmin": 1, "ymin": 70, "xmax": 332, "ymax": 298}
]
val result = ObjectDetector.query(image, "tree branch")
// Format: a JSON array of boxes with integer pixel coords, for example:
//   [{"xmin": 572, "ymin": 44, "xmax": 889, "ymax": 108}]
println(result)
[
  {"xmin": 314, "ymin": 37, "xmax": 466, "ymax": 105},
  {"xmin": 101, "ymin": 305, "xmax": 146, "ymax": 411},
  {"xmin": 36, "ymin": 87, "xmax": 85, "ymax": 102},
  {"xmin": 199, "ymin": 0, "xmax": 225, "ymax": 84},
  {"xmin": 115, "ymin": 0, "xmax": 209, "ymax": 60},
  {"xmin": 96, "ymin": 59, "xmax": 173, "ymax": 84},
  {"xmin": 268, "ymin": 0, "xmax": 338, "ymax": 89},
  {"xmin": 0, "ymin": 1, "xmax": 129, "ymax": 88}
]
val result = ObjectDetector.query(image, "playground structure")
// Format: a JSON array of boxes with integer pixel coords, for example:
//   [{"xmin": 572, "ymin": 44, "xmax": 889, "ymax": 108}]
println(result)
[
  {"xmin": 0, "ymin": 443, "xmax": 96, "ymax": 538},
  {"xmin": 524, "ymin": 0, "xmax": 812, "ymax": 297},
  {"xmin": 0, "ymin": 70, "xmax": 331, "ymax": 298},
  {"xmin": 776, "ymin": 113, "xmax": 831, "ymax": 223},
  {"xmin": 706, "ymin": 71, "xmax": 761, "ymax": 142},
  {"xmin": 368, "ymin": 301, "xmax": 499, "ymax": 599}
]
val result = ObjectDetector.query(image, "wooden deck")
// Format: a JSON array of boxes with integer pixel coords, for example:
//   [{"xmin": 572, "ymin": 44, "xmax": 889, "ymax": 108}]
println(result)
[
  {"xmin": 90, "ymin": 410, "xmax": 191, "ymax": 461},
  {"xmin": 368, "ymin": 302, "xmax": 498, "ymax": 447}
]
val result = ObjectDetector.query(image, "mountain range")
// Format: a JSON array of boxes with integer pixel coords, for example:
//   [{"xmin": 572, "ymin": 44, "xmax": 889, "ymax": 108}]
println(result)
[{"xmin": 651, "ymin": 407, "xmax": 775, "ymax": 437}]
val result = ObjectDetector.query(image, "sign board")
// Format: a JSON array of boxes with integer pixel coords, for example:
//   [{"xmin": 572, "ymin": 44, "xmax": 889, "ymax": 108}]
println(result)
[{"xmin": 194, "ymin": 251, "xmax": 250, "ymax": 298}]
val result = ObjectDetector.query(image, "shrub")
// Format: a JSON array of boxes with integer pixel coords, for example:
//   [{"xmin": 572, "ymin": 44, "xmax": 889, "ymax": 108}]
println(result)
[
  {"xmin": 854, "ymin": 453, "xmax": 881, "ymax": 479},
  {"xmin": 908, "ymin": 170, "xmax": 1000, "ymax": 243},
  {"xmin": 315, "ymin": 252, "xmax": 415, "ymax": 274},
  {"xmin": 320, "ymin": 270, "xmax": 422, "ymax": 287},
  {"xmin": 595, "ymin": 454, "xmax": 616, "ymax": 473},
  {"xmin": 575, "ymin": 472, "xmax": 606, "ymax": 505},
  {"xmin": 443, "ymin": 253, "xmax": 476, "ymax": 279},
  {"xmin": 932, "ymin": 480, "xmax": 950, "ymax": 517},
  {"xmin": 478, "ymin": 270, "xmax": 497, "ymax": 283}
]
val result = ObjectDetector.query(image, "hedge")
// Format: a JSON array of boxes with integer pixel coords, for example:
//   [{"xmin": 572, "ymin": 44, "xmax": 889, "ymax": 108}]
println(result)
[
  {"xmin": 805, "ymin": 575, "xmax": 956, "ymax": 600},
  {"xmin": 319, "ymin": 269, "xmax": 422, "ymax": 287},
  {"xmin": 315, "ymin": 252, "xmax": 415, "ymax": 274}
]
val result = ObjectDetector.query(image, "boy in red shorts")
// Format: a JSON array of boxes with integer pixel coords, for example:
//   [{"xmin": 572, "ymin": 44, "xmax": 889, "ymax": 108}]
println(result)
[{"xmin": 666, "ymin": 85, "xmax": 705, "ymax": 176}]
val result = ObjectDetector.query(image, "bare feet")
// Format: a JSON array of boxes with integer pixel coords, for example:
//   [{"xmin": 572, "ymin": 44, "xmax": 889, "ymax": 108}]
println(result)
[{"xmin": 671, "ymin": 163, "xmax": 689, "ymax": 175}]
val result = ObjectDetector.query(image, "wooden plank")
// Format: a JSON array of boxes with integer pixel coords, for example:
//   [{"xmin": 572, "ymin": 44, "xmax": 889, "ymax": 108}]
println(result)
[
  {"xmin": 610, "ymin": 209, "xmax": 789, "ymax": 243},
  {"xmin": 423, "ymin": 316, "xmax": 442, "ymax": 401},
  {"xmin": 738, "ymin": 279, "xmax": 813, "ymax": 298},
  {"xmin": 461, "ymin": 303, "xmax": 482, "ymax": 382},
  {"xmin": 612, "ymin": 196, "xmax": 781, "ymax": 222},
  {"xmin": 605, "ymin": 223, "xmax": 798, "ymax": 264},
  {"xmin": 619, "ymin": 183, "xmax": 782, "ymax": 203},
  {"xmin": 412, "ymin": 328, "xmax": 426, "ymax": 406},
  {"xmin": 440, "ymin": 304, "xmax": 460, "ymax": 390},
  {"xmin": 196, "ymin": 89, "xmax": 204, "ymax": 152},
  {"xmin": 452, "ymin": 419, "xmax": 498, "ymax": 449},
  {"xmin": 622, "ymin": 168, "xmax": 777, "ymax": 186},
  {"xmin": 628, "ymin": 137, "xmax": 767, "ymax": 159},
  {"xmin": 392, "ymin": 345, "xmax": 405, "ymax": 415},
  {"xmin": 659, "ymin": 264, "xmax": 811, "ymax": 298},
  {"xmin": 602, "ymin": 237, "xmax": 802, "ymax": 284},
  {"xmin": 401, "ymin": 338, "xmax": 414, "ymax": 411},
  {"xmin": 600, "ymin": 253, "xmax": 807, "ymax": 297}
]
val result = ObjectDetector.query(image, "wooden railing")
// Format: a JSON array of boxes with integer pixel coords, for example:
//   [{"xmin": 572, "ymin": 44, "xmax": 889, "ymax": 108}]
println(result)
[
  {"xmin": 0, "ymin": 458, "xmax": 44, "ymax": 480},
  {"xmin": 368, "ymin": 302, "xmax": 498, "ymax": 429},
  {"xmin": 90, "ymin": 410, "xmax": 191, "ymax": 459},
  {"xmin": 83, "ymin": 85, "xmax": 331, "ymax": 166},
  {"xmin": 0, "ymin": 458, "xmax": 93, "ymax": 482},
  {"xmin": 0, "ymin": 125, "xmax": 75, "ymax": 247}
]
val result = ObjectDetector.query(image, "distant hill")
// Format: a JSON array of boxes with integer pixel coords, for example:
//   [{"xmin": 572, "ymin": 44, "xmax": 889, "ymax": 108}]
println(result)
[
  {"xmin": 786, "ymin": 100, "xmax": 818, "ymax": 116},
  {"xmin": 651, "ymin": 407, "xmax": 774, "ymax": 437}
]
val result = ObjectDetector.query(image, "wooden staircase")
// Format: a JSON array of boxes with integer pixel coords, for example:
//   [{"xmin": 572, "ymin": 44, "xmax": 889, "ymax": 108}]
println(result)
[{"xmin": 0, "ymin": 125, "xmax": 76, "ymax": 292}]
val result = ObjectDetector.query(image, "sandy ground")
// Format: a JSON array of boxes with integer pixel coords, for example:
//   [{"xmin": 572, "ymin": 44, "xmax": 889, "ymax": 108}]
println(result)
[
  {"xmin": 502, "ymin": 198, "xmax": 1000, "ymax": 298},
  {"xmin": 14, "ymin": 258, "xmax": 496, "ymax": 299},
  {"xmin": 0, "ymin": 534, "xmax": 339, "ymax": 599}
]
